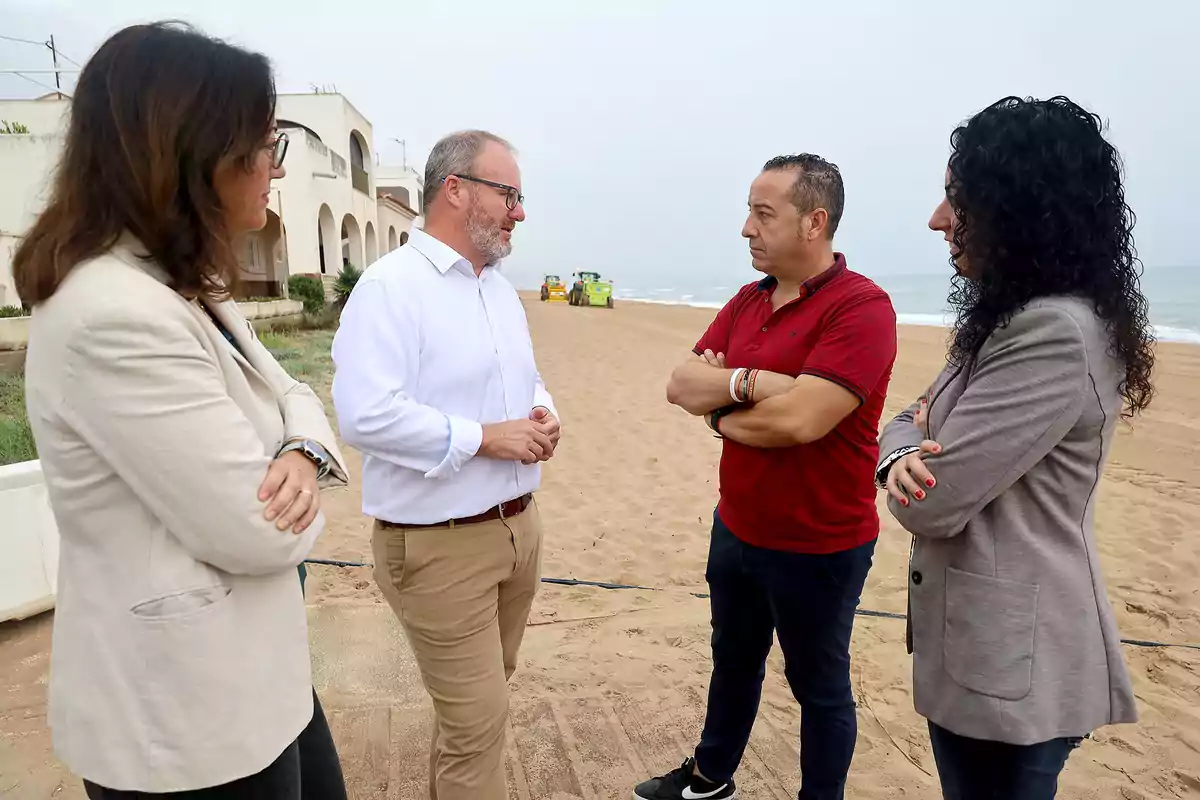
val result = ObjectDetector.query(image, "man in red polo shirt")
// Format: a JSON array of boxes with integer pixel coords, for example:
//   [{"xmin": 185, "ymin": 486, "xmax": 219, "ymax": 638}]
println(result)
[{"xmin": 634, "ymin": 155, "xmax": 896, "ymax": 800}]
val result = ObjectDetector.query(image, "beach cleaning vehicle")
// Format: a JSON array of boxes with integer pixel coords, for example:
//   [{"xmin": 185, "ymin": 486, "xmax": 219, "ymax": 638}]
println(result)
[
  {"xmin": 568, "ymin": 271, "xmax": 614, "ymax": 308},
  {"xmin": 540, "ymin": 274, "xmax": 567, "ymax": 302}
]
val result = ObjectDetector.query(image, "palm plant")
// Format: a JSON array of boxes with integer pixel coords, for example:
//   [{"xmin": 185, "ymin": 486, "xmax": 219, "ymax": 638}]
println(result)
[{"xmin": 333, "ymin": 263, "xmax": 362, "ymax": 310}]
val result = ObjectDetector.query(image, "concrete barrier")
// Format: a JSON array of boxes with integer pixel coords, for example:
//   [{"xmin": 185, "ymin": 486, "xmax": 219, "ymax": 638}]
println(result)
[
  {"xmin": 0, "ymin": 315, "xmax": 30, "ymax": 352},
  {"xmin": 0, "ymin": 460, "xmax": 59, "ymax": 622}
]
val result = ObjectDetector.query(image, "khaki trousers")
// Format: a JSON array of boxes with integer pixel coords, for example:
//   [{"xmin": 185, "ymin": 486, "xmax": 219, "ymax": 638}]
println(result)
[{"xmin": 371, "ymin": 501, "xmax": 543, "ymax": 800}]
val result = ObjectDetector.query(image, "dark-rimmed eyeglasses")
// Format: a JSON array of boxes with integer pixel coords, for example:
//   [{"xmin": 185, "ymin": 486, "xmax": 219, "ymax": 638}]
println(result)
[
  {"xmin": 267, "ymin": 131, "xmax": 289, "ymax": 170},
  {"xmin": 449, "ymin": 173, "xmax": 524, "ymax": 210}
]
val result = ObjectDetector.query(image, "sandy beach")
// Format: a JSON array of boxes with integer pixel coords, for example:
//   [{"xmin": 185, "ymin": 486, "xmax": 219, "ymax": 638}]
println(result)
[{"xmin": 3, "ymin": 294, "xmax": 1199, "ymax": 799}]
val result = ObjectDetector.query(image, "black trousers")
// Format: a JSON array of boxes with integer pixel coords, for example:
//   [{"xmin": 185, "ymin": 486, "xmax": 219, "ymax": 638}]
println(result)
[
  {"xmin": 694, "ymin": 511, "xmax": 875, "ymax": 800},
  {"xmin": 83, "ymin": 689, "xmax": 346, "ymax": 800},
  {"xmin": 928, "ymin": 722, "xmax": 1083, "ymax": 800}
]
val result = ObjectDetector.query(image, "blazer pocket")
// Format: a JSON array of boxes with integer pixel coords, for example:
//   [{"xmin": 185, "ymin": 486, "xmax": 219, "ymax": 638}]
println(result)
[
  {"xmin": 130, "ymin": 584, "xmax": 232, "ymax": 622},
  {"xmin": 943, "ymin": 567, "xmax": 1038, "ymax": 701}
]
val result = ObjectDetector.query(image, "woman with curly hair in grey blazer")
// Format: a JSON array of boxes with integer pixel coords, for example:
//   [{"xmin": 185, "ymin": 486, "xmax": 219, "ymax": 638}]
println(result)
[{"xmin": 878, "ymin": 96, "xmax": 1155, "ymax": 799}]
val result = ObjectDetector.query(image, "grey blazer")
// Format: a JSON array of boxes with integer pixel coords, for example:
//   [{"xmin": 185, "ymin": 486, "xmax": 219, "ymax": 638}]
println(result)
[{"xmin": 878, "ymin": 296, "xmax": 1137, "ymax": 745}]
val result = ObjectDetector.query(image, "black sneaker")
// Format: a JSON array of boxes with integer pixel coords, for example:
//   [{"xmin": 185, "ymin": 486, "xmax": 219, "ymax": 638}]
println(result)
[{"xmin": 633, "ymin": 757, "xmax": 737, "ymax": 799}]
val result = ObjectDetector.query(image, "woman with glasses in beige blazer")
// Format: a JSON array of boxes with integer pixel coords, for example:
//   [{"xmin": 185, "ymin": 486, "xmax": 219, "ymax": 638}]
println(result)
[{"xmin": 15, "ymin": 22, "xmax": 349, "ymax": 799}]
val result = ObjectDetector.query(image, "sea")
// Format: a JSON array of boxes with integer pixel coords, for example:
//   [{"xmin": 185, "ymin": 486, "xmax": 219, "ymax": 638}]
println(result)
[{"xmin": 611, "ymin": 264, "xmax": 1200, "ymax": 344}]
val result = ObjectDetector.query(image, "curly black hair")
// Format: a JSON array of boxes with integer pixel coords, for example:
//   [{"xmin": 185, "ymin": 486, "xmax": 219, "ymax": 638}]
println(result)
[{"xmin": 945, "ymin": 95, "xmax": 1155, "ymax": 416}]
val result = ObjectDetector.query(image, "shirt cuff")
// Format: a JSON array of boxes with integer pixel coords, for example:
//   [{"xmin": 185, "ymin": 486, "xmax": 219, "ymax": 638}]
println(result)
[
  {"xmin": 532, "ymin": 387, "xmax": 557, "ymax": 420},
  {"xmin": 875, "ymin": 445, "xmax": 921, "ymax": 489},
  {"xmin": 424, "ymin": 415, "xmax": 484, "ymax": 480}
]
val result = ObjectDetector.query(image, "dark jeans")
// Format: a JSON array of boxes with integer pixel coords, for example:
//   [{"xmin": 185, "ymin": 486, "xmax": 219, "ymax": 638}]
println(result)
[
  {"xmin": 694, "ymin": 511, "xmax": 875, "ymax": 800},
  {"xmin": 83, "ymin": 689, "xmax": 346, "ymax": 800},
  {"xmin": 928, "ymin": 722, "xmax": 1082, "ymax": 800}
]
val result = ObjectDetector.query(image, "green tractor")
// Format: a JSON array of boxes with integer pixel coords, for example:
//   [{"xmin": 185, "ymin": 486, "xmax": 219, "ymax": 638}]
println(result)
[{"xmin": 568, "ymin": 271, "xmax": 614, "ymax": 308}]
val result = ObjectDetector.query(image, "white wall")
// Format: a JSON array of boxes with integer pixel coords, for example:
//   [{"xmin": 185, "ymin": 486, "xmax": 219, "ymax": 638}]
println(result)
[
  {"xmin": 0, "ymin": 92, "xmax": 388, "ymax": 299},
  {"xmin": 275, "ymin": 94, "xmax": 384, "ymax": 276},
  {"xmin": 0, "ymin": 133, "xmax": 64, "ymax": 307},
  {"xmin": 0, "ymin": 98, "xmax": 69, "ymax": 136},
  {"xmin": 376, "ymin": 163, "xmax": 424, "ymax": 218},
  {"xmin": 376, "ymin": 199, "xmax": 416, "ymax": 255},
  {"xmin": 272, "ymin": 125, "xmax": 379, "ymax": 276},
  {"xmin": 0, "ymin": 235, "xmax": 17, "ymax": 308}
]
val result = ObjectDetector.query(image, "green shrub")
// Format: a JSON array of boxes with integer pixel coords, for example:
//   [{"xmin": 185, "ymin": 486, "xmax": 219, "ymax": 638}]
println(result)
[
  {"xmin": 333, "ymin": 264, "xmax": 361, "ymax": 310},
  {"xmin": 288, "ymin": 274, "xmax": 327, "ymax": 315},
  {"xmin": 0, "ymin": 374, "xmax": 35, "ymax": 466},
  {"xmin": 0, "ymin": 305, "xmax": 27, "ymax": 318}
]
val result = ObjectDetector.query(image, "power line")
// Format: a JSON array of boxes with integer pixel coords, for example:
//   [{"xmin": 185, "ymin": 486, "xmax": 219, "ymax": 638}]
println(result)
[
  {"xmin": 0, "ymin": 33, "xmax": 47, "ymax": 47},
  {"xmin": 0, "ymin": 32, "xmax": 85, "ymax": 71},
  {"xmin": 9, "ymin": 71, "xmax": 65, "ymax": 96}
]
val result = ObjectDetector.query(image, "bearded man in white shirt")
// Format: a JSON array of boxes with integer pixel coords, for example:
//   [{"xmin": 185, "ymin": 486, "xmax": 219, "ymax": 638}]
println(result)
[{"xmin": 331, "ymin": 129, "xmax": 558, "ymax": 800}]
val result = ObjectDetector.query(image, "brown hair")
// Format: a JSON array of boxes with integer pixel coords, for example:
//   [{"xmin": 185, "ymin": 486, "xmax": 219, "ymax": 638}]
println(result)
[{"xmin": 13, "ymin": 21, "xmax": 276, "ymax": 305}]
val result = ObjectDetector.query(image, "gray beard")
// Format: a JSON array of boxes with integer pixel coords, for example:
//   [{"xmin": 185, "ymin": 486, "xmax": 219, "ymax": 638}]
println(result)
[{"xmin": 466, "ymin": 197, "xmax": 511, "ymax": 264}]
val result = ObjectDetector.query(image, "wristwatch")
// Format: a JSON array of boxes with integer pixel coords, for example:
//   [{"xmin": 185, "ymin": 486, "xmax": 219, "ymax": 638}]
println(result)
[
  {"xmin": 279, "ymin": 439, "xmax": 332, "ymax": 480},
  {"xmin": 707, "ymin": 405, "xmax": 735, "ymax": 438}
]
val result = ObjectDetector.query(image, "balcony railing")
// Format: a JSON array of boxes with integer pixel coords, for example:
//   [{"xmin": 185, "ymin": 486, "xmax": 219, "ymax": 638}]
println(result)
[
  {"xmin": 351, "ymin": 165, "xmax": 370, "ymax": 195},
  {"xmin": 330, "ymin": 152, "xmax": 347, "ymax": 178},
  {"xmin": 304, "ymin": 131, "xmax": 328, "ymax": 157}
]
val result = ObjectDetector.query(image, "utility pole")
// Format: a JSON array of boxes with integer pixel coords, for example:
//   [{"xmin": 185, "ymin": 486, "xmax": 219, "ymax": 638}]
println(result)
[
  {"xmin": 392, "ymin": 138, "xmax": 407, "ymax": 170},
  {"xmin": 47, "ymin": 35, "xmax": 62, "ymax": 98}
]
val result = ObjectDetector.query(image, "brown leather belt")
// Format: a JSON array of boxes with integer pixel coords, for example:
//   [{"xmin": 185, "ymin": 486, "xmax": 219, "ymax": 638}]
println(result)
[{"xmin": 378, "ymin": 494, "xmax": 533, "ymax": 530}]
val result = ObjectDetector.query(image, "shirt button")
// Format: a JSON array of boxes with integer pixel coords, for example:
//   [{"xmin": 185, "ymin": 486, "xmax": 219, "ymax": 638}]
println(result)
[
  {"xmin": 761, "ymin": 326, "xmax": 768, "ymax": 332},
  {"xmin": 911, "ymin": 570, "xmax": 923, "ymax": 586}
]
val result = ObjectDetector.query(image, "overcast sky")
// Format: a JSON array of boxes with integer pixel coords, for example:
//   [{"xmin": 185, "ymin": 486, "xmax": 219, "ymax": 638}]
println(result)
[{"xmin": 2, "ymin": 0, "xmax": 1197, "ymax": 293}]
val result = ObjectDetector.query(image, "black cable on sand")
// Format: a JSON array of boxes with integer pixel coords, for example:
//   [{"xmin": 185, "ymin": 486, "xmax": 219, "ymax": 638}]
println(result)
[{"xmin": 301, "ymin": 561, "xmax": 1200, "ymax": 651}]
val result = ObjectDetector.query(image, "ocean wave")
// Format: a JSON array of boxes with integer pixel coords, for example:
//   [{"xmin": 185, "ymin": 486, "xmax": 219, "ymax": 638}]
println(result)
[
  {"xmin": 896, "ymin": 314, "xmax": 1200, "ymax": 344},
  {"xmin": 622, "ymin": 296, "xmax": 725, "ymax": 310},
  {"xmin": 895, "ymin": 312, "xmax": 956, "ymax": 328},
  {"xmin": 618, "ymin": 296, "xmax": 1200, "ymax": 344},
  {"xmin": 1152, "ymin": 325, "xmax": 1200, "ymax": 344}
]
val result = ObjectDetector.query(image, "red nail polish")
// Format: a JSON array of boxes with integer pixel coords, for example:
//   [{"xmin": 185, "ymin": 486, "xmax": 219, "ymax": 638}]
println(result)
[
  {"xmin": 915, "ymin": 490, "xmax": 925, "ymax": 500},
  {"xmin": 901, "ymin": 497, "xmax": 909, "ymax": 507},
  {"xmin": 926, "ymin": 479, "xmax": 935, "ymax": 488}
]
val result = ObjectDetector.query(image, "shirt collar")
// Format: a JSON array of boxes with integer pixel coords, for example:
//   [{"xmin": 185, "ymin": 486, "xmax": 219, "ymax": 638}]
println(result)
[
  {"xmin": 756, "ymin": 252, "xmax": 847, "ymax": 298},
  {"xmin": 408, "ymin": 227, "xmax": 498, "ymax": 277}
]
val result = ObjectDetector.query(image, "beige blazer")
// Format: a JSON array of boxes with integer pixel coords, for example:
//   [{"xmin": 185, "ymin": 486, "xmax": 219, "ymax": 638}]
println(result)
[
  {"xmin": 23, "ymin": 237, "xmax": 348, "ymax": 792},
  {"xmin": 877, "ymin": 297, "xmax": 1136, "ymax": 745}
]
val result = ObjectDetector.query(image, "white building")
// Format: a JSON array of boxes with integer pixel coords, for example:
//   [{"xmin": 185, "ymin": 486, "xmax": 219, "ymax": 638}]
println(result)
[{"xmin": 0, "ymin": 91, "xmax": 421, "ymax": 307}]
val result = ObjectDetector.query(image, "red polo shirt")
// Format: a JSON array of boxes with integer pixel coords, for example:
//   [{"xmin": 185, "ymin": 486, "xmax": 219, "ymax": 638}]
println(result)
[{"xmin": 695, "ymin": 255, "xmax": 896, "ymax": 554}]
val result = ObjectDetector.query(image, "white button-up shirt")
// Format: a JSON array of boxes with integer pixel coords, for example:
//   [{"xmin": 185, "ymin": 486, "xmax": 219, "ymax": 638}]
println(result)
[{"xmin": 331, "ymin": 228, "xmax": 556, "ymax": 524}]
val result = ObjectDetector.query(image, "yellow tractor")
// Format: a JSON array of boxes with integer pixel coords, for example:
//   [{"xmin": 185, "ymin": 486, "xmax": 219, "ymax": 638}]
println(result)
[{"xmin": 540, "ymin": 274, "xmax": 567, "ymax": 302}]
